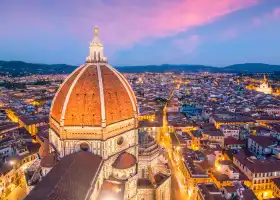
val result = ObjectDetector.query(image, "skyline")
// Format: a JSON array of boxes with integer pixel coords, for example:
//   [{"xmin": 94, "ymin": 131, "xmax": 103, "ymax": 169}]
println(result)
[{"xmin": 1, "ymin": 0, "xmax": 280, "ymax": 66}]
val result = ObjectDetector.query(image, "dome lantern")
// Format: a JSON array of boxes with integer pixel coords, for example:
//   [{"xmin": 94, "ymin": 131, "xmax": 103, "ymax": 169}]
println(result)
[{"xmin": 86, "ymin": 27, "xmax": 107, "ymax": 63}]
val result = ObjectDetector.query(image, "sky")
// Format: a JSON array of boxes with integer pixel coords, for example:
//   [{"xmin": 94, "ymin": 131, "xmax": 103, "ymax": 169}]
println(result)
[{"xmin": 0, "ymin": 0, "xmax": 280, "ymax": 67}]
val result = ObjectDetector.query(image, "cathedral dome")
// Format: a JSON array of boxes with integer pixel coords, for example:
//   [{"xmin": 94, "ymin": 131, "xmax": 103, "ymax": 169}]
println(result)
[{"xmin": 49, "ymin": 28, "xmax": 137, "ymax": 139}]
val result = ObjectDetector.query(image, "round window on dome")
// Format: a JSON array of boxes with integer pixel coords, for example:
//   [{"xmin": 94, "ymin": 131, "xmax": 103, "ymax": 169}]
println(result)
[
  {"xmin": 80, "ymin": 143, "xmax": 90, "ymax": 151},
  {"xmin": 117, "ymin": 137, "xmax": 124, "ymax": 146}
]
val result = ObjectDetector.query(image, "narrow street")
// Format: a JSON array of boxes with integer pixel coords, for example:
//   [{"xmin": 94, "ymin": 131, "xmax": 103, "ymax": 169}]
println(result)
[
  {"xmin": 167, "ymin": 151, "xmax": 188, "ymax": 200},
  {"xmin": 161, "ymin": 81, "xmax": 188, "ymax": 200},
  {"xmin": 4, "ymin": 181, "xmax": 27, "ymax": 200}
]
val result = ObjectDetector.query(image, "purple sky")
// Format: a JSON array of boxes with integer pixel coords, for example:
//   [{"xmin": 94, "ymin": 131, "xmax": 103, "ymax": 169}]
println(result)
[{"xmin": 0, "ymin": 0, "xmax": 280, "ymax": 66}]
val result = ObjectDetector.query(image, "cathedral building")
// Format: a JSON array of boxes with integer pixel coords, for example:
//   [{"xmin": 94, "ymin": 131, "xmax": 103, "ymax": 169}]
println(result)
[
  {"xmin": 256, "ymin": 74, "xmax": 272, "ymax": 94},
  {"xmin": 24, "ymin": 28, "xmax": 171, "ymax": 200},
  {"xmin": 137, "ymin": 132, "xmax": 171, "ymax": 200}
]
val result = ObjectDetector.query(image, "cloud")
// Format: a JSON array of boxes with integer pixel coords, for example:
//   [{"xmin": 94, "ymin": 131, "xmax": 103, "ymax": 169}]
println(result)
[
  {"xmin": 219, "ymin": 6, "xmax": 280, "ymax": 42},
  {"xmin": 173, "ymin": 35, "xmax": 201, "ymax": 54},
  {"xmin": 1, "ymin": 0, "xmax": 259, "ymax": 48},
  {"xmin": 253, "ymin": 7, "xmax": 280, "ymax": 26},
  {"xmin": 83, "ymin": 0, "xmax": 259, "ymax": 47},
  {"xmin": 221, "ymin": 28, "xmax": 239, "ymax": 40}
]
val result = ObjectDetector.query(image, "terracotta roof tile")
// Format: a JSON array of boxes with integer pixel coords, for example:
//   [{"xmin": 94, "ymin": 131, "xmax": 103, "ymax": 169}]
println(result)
[
  {"xmin": 50, "ymin": 64, "xmax": 137, "ymax": 130},
  {"xmin": 64, "ymin": 65, "xmax": 102, "ymax": 126},
  {"xmin": 112, "ymin": 152, "xmax": 136, "ymax": 169},
  {"xmin": 25, "ymin": 151, "xmax": 103, "ymax": 200},
  {"xmin": 51, "ymin": 66, "xmax": 84, "ymax": 122},
  {"xmin": 101, "ymin": 66, "xmax": 134, "ymax": 125}
]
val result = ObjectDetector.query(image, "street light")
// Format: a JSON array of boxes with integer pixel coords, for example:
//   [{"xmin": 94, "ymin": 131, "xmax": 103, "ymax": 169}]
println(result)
[
  {"xmin": 10, "ymin": 160, "xmax": 15, "ymax": 166},
  {"xmin": 21, "ymin": 165, "xmax": 28, "ymax": 170}
]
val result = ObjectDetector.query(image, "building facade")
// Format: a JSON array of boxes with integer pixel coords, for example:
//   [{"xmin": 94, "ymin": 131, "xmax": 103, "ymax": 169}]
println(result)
[
  {"xmin": 256, "ymin": 74, "xmax": 272, "ymax": 94},
  {"xmin": 25, "ymin": 28, "xmax": 170, "ymax": 200}
]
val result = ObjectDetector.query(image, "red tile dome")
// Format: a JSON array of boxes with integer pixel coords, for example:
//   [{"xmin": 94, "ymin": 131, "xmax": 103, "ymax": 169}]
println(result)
[
  {"xmin": 49, "ymin": 28, "xmax": 137, "ymax": 141},
  {"xmin": 50, "ymin": 63, "xmax": 137, "ymax": 128}
]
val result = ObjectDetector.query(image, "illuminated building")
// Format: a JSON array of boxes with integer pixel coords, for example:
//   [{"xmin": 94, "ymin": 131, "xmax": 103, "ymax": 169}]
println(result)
[
  {"xmin": 137, "ymin": 132, "xmax": 171, "ymax": 199},
  {"xmin": 233, "ymin": 150, "xmax": 280, "ymax": 199},
  {"xmin": 25, "ymin": 28, "xmax": 170, "ymax": 200},
  {"xmin": 211, "ymin": 160, "xmax": 250, "ymax": 189},
  {"xmin": 180, "ymin": 149, "xmax": 211, "ymax": 197},
  {"xmin": 18, "ymin": 116, "xmax": 48, "ymax": 137},
  {"xmin": 138, "ymin": 113, "xmax": 156, "ymax": 121},
  {"xmin": 5, "ymin": 109, "xmax": 48, "ymax": 138},
  {"xmin": 246, "ymin": 84, "xmax": 256, "ymax": 90},
  {"xmin": 201, "ymin": 130, "xmax": 224, "ymax": 144},
  {"xmin": 5, "ymin": 109, "xmax": 19, "ymax": 123},
  {"xmin": 248, "ymin": 135, "xmax": 277, "ymax": 155},
  {"xmin": 196, "ymin": 183, "xmax": 224, "ymax": 200},
  {"xmin": 256, "ymin": 74, "xmax": 272, "ymax": 94},
  {"xmin": 209, "ymin": 113, "xmax": 255, "ymax": 129},
  {"xmin": 223, "ymin": 137, "xmax": 246, "ymax": 150},
  {"xmin": 189, "ymin": 130, "xmax": 202, "ymax": 150},
  {"xmin": 166, "ymin": 101, "xmax": 179, "ymax": 113},
  {"xmin": 0, "ymin": 144, "xmax": 39, "ymax": 199},
  {"xmin": 271, "ymin": 178, "xmax": 280, "ymax": 198}
]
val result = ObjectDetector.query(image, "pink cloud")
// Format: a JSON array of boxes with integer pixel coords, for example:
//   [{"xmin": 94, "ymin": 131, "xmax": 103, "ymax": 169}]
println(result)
[
  {"xmin": 89, "ymin": 0, "xmax": 257, "ymax": 45},
  {"xmin": 272, "ymin": 8, "xmax": 280, "ymax": 17},
  {"xmin": 2, "ymin": 0, "xmax": 259, "ymax": 48},
  {"xmin": 222, "ymin": 28, "xmax": 239, "ymax": 40},
  {"xmin": 253, "ymin": 7, "xmax": 280, "ymax": 26},
  {"xmin": 62, "ymin": 0, "xmax": 259, "ymax": 47},
  {"xmin": 173, "ymin": 35, "xmax": 201, "ymax": 54},
  {"xmin": 220, "ymin": 6, "xmax": 280, "ymax": 42}
]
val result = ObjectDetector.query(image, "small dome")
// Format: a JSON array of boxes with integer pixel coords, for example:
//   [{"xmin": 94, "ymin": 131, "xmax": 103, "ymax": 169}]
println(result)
[{"xmin": 112, "ymin": 152, "xmax": 137, "ymax": 169}]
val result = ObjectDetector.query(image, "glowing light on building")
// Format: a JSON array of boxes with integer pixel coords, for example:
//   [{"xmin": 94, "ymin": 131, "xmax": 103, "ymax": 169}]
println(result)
[{"xmin": 256, "ymin": 74, "xmax": 272, "ymax": 94}]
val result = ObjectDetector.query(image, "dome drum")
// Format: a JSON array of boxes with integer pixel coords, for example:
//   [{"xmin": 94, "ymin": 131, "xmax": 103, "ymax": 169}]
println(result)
[
  {"xmin": 112, "ymin": 165, "xmax": 137, "ymax": 181},
  {"xmin": 50, "ymin": 117, "xmax": 136, "ymax": 140}
]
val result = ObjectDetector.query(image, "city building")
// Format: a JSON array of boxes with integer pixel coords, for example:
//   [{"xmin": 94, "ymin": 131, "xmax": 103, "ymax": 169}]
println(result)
[
  {"xmin": 137, "ymin": 132, "xmax": 171, "ymax": 199},
  {"xmin": 256, "ymin": 75, "xmax": 272, "ymax": 94},
  {"xmin": 248, "ymin": 135, "xmax": 278, "ymax": 155},
  {"xmin": 24, "ymin": 28, "xmax": 171, "ymax": 200},
  {"xmin": 233, "ymin": 150, "xmax": 280, "ymax": 199}
]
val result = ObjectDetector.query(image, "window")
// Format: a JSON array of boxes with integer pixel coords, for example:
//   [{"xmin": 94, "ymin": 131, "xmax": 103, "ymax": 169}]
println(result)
[
  {"xmin": 80, "ymin": 143, "xmax": 89, "ymax": 151},
  {"xmin": 117, "ymin": 137, "xmax": 124, "ymax": 146}
]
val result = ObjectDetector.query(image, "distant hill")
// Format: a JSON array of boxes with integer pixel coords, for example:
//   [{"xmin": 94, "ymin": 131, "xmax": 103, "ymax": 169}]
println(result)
[
  {"xmin": 223, "ymin": 63, "xmax": 280, "ymax": 73},
  {"xmin": 116, "ymin": 64, "xmax": 222, "ymax": 73},
  {"xmin": 0, "ymin": 60, "xmax": 280, "ymax": 76},
  {"xmin": 0, "ymin": 61, "xmax": 77, "ymax": 76}
]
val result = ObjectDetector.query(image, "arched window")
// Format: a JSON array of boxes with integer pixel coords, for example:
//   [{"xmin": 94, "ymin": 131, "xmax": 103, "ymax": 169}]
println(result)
[{"xmin": 80, "ymin": 143, "xmax": 90, "ymax": 151}]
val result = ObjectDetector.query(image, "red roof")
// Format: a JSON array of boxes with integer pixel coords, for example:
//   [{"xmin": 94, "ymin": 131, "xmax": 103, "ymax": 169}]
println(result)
[
  {"xmin": 50, "ymin": 64, "xmax": 137, "ymax": 128},
  {"xmin": 112, "ymin": 152, "xmax": 137, "ymax": 169}
]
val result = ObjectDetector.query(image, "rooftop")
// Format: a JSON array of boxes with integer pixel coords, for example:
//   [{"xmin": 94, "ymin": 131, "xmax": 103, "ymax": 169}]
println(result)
[{"xmin": 25, "ymin": 151, "xmax": 103, "ymax": 200}]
